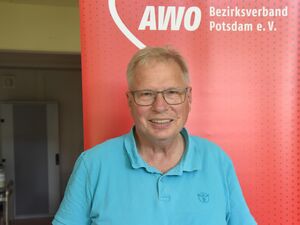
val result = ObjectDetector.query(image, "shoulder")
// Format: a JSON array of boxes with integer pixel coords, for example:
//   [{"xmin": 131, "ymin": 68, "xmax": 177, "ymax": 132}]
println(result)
[
  {"xmin": 189, "ymin": 134, "xmax": 233, "ymax": 166},
  {"xmin": 189, "ymin": 135, "xmax": 226, "ymax": 154},
  {"xmin": 83, "ymin": 134, "xmax": 125, "ymax": 156},
  {"xmin": 77, "ymin": 134, "xmax": 127, "ymax": 169}
]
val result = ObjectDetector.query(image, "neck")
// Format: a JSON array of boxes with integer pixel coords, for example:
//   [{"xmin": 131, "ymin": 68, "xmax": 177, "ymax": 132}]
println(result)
[{"xmin": 134, "ymin": 130, "xmax": 185, "ymax": 173}]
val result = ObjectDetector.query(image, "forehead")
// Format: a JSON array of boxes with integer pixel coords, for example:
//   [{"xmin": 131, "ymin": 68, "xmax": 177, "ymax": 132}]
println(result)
[{"xmin": 131, "ymin": 59, "xmax": 186, "ymax": 90}]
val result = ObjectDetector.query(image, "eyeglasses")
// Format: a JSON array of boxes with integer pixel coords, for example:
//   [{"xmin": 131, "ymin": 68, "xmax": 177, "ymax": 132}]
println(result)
[{"xmin": 129, "ymin": 87, "xmax": 190, "ymax": 106}]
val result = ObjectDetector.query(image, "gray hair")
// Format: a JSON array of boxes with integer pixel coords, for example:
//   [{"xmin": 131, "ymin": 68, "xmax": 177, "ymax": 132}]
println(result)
[{"xmin": 126, "ymin": 46, "xmax": 190, "ymax": 88}]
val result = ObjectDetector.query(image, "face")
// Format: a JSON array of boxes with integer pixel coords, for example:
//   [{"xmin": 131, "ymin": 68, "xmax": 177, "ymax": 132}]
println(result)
[{"xmin": 127, "ymin": 59, "xmax": 192, "ymax": 144}]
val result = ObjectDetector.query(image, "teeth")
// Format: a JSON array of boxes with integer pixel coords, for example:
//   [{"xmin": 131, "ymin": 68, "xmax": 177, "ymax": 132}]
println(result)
[{"xmin": 150, "ymin": 119, "xmax": 172, "ymax": 124}]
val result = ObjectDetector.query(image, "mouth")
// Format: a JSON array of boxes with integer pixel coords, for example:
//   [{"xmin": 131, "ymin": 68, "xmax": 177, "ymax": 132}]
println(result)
[{"xmin": 149, "ymin": 119, "xmax": 173, "ymax": 125}]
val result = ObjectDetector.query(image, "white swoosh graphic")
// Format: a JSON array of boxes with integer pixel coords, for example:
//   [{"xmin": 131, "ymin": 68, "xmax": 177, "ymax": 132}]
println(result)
[{"xmin": 108, "ymin": 0, "xmax": 146, "ymax": 49}]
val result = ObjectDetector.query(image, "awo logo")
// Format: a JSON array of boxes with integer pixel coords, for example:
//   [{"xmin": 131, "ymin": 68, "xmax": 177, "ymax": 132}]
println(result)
[
  {"xmin": 108, "ymin": 0, "xmax": 202, "ymax": 49},
  {"xmin": 138, "ymin": 6, "xmax": 202, "ymax": 31}
]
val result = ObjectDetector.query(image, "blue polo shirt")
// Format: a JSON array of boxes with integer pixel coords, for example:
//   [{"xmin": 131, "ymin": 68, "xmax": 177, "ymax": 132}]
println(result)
[{"xmin": 53, "ymin": 128, "xmax": 257, "ymax": 225}]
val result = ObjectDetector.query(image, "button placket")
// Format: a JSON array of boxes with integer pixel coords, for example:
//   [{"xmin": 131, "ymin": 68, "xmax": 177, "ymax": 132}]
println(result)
[{"xmin": 158, "ymin": 176, "xmax": 171, "ymax": 201}]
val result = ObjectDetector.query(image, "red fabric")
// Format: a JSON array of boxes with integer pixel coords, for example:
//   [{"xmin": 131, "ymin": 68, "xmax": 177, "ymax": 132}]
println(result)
[{"xmin": 79, "ymin": 1, "xmax": 299, "ymax": 224}]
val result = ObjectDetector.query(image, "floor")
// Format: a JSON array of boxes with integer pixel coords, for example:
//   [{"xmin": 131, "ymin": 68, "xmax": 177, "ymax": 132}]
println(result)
[{"xmin": 10, "ymin": 217, "xmax": 52, "ymax": 225}]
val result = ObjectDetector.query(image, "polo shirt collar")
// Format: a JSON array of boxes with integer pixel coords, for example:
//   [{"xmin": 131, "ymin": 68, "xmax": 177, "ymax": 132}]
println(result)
[
  {"xmin": 178, "ymin": 128, "xmax": 203, "ymax": 173},
  {"xmin": 124, "ymin": 127, "xmax": 203, "ymax": 175},
  {"xmin": 124, "ymin": 128, "xmax": 159, "ymax": 174}
]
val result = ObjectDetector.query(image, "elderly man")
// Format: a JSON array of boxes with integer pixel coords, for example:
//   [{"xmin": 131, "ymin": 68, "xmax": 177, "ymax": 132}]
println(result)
[{"xmin": 53, "ymin": 46, "xmax": 257, "ymax": 225}]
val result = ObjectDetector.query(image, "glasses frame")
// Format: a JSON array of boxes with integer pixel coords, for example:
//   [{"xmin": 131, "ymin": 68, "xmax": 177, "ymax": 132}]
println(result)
[{"xmin": 129, "ymin": 87, "xmax": 191, "ymax": 106}]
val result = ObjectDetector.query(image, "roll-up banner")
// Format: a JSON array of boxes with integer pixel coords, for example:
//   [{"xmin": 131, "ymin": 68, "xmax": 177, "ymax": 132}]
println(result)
[{"xmin": 79, "ymin": 1, "xmax": 299, "ymax": 224}]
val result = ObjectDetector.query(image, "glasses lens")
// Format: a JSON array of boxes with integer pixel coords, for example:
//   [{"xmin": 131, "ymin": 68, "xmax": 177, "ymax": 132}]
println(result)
[
  {"xmin": 163, "ymin": 88, "xmax": 187, "ymax": 105},
  {"xmin": 134, "ymin": 90, "xmax": 155, "ymax": 106}
]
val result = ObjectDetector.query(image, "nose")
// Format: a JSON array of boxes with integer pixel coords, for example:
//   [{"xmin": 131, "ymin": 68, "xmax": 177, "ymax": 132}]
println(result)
[{"xmin": 151, "ymin": 93, "xmax": 169, "ymax": 112}]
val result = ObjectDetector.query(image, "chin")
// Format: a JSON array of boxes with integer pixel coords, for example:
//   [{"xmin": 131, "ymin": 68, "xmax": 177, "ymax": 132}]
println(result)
[{"xmin": 149, "ymin": 130, "xmax": 178, "ymax": 141}]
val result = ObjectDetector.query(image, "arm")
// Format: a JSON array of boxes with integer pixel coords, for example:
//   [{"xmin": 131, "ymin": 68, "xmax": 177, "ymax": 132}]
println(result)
[
  {"xmin": 52, "ymin": 154, "xmax": 92, "ymax": 225},
  {"xmin": 225, "ymin": 159, "xmax": 257, "ymax": 225}
]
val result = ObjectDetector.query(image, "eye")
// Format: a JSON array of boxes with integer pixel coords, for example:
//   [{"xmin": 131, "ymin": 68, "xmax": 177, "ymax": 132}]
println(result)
[
  {"xmin": 165, "ymin": 89, "xmax": 180, "ymax": 95},
  {"xmin": 138, "ymin": 91, "xmax": 154, "ymax": 97}
]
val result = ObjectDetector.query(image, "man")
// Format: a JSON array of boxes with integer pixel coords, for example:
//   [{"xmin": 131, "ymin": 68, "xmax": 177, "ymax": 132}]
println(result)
[{"xmin": 53, "ymin": 46, "xmax": 257, "ymax": 225}]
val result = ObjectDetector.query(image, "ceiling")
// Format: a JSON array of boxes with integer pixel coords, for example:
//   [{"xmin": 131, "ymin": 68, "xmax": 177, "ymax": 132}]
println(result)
[{"xmin": 0, "ymin": 0, "xmax": 78, "ymax": 7}]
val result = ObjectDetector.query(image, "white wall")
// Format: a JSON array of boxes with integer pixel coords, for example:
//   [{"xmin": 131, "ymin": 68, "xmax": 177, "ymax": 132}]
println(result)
[{"xmin": 0, "ymin": 0, "xmax": 80, "ymax": 53}]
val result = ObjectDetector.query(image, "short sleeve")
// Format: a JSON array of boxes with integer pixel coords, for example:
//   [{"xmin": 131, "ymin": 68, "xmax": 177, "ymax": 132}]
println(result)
[
  {"xmin": 52, "ymin": 153, "xmax": 92, "ymax": 225},
  {"xmin": 225, "ymin": 159, "xmax": 257, "ymax": 225}
]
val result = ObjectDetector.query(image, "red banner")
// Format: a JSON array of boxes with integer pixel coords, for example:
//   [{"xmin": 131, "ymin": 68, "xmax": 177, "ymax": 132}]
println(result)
[{"xmin": 79, "ymin": 1, "xmax": 299, "ymax": 224}]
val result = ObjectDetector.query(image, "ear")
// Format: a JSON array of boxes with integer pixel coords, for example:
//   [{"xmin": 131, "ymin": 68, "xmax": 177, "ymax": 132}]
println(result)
[
  {"xmin": 126, "ymin": 92, "xmax": 133, "ymax": 107},
  {"xmin": 187, "ymin": 87, "xmax": 192, "ymax": 112},
  {"xmin": 188, "ymin": 87, "xmax": 192, "ymax": 103}
]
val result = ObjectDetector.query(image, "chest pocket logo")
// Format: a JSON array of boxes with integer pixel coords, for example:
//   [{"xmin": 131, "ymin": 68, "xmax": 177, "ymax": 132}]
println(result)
[{"xmin": 197, "ymin": 192, "xmax": 209, "ymax": 203}]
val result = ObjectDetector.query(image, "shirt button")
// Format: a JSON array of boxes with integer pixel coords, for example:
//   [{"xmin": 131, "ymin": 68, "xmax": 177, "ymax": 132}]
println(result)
[
  {"xmin": 158, "ymin": 176, "xmax": 164, "ymax": 183},
  {"xmin": 159, "ymin": 195, "xmax": 171, "ymax": 201}
]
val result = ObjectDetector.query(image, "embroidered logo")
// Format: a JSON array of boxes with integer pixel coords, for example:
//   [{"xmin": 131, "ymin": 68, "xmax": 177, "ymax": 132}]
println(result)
[{"xmin": 197, "ymin": 192, "xmax": 209, "ymax": 203}]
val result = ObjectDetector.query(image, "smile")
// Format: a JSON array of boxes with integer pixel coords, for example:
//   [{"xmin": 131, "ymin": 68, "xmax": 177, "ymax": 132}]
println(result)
[{"xmin": 149, "ymin": 119, "xmax": 173, "ymax": 124}]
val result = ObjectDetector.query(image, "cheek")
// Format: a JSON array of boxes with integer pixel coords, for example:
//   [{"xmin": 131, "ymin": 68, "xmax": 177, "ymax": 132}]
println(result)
[
  {"xmin": 131, "ymin": 106, "xmax": 148, "ymax": 122},
  {"xmin": 179, "ymin": 103, "xmax": 191, "ymax": 118}
]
